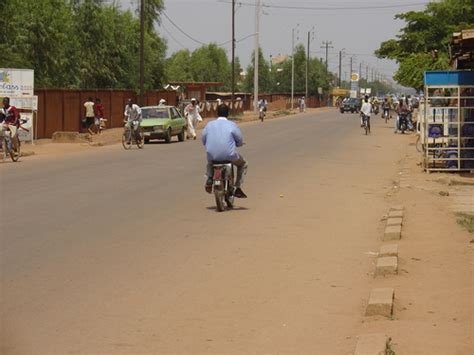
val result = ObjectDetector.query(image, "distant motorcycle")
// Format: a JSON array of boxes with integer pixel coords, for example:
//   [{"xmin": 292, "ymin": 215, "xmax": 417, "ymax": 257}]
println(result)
[
  {"xmin": 259, "ymin": 107, "xmax": 266, "ymax": 122},
  {"xmin": 210, "ymin": 161, "xmax": 235, "ymax": 212},
  {"xmin": 399, "ymin": 113, "xmax": 408, "ymax": 134}
]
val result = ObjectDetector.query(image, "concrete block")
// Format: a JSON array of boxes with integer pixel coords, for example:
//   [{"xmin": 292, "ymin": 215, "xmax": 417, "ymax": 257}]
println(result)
[
  {"xmin": 386, "ymin": 217, "xmax": 403, "ymax": 227},
  {"xmin": 354, "ymin": 333, "xmax": 388, "ymax": 355},
  {"xmin": 388, "ymin": 210, "xmax": 403, "ymax": 218},
  {"xmin": 375, "ymin": 256, "xmax": 398, "ymax": 276},
  {"xmin": 390, "ymin": 205, "xmax": 404, "ymax": 212},
  {"xmin": 382, "ymin": 225, "xmax": 402, "ymax": 241},
  {"xmin": 365, "ymin": 288, "xmax": 394, "ymax": 317},
  {"xmin": 379, "ymin": 244, "xmax": 398, "ymax": 257}
]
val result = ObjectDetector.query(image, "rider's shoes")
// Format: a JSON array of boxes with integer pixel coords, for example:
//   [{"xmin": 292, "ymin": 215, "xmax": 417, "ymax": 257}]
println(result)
[
  {"xmin": 205, "ymin": 178, "xmax": 213, "ymax": 193},
  {"xmin": 234, "ymin": 187, "xmax": 247, "ymax": 198},
  {"xmin": 360, "ymin": 124, "xmax": 364, "ymax": 127}
]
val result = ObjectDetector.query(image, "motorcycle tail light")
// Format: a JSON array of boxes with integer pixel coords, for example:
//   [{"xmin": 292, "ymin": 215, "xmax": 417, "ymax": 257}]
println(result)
[{"xmin": 213, "ymin": 168, "xmax": 222, "ymax": 180}]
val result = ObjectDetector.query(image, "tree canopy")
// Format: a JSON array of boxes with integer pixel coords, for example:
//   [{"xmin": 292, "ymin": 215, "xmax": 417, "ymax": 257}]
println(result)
[
  {"xmin": 375, "ymin": 0, "xmax": 474, "ymax": 90},
  {"xmin": 0, "ymin": 0, "xmax": 166, "ymax": 90}
]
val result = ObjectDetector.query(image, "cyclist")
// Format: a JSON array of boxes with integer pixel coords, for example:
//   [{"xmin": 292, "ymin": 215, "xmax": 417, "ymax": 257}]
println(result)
[
  {"xmin": 360, "ymin": 95, "xmax": 372, "ymax": 127},
  {"xmin": 1, "ymin": 97, "xmax": 20, "ymax": 150},
  {"xmin": 124, "ymin": 98, "xmax": 142, "ymax": 142},
  {"xmin": 382, "ymin": 97, "xmax": 390, "ymax": 119}
]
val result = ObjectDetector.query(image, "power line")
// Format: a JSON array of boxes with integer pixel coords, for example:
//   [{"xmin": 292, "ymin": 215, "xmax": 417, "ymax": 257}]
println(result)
[
  {"xmin": 217, "ymin": 0, "xmax": 428, "ymax": 11},
  {"xmin": 162, "ymin": 11, "xmax": 207, "ymax": 45},
  {"xmin": 161, "ymin": 23, "xmax": 187, "ymax": 49}
]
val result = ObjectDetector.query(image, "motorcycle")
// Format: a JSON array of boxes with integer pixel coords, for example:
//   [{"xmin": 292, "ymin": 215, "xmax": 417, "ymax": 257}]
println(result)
[
  {"xmin": 211, "ymin": 161, "xmax": 235, "ymax": 212},
  {"xmin": 399, "ymin": 113, "xmax": 408, "ymax": 134},
  {"xmin": 259, "ymin": 107, "xmax": 266, "ymax": 122}
]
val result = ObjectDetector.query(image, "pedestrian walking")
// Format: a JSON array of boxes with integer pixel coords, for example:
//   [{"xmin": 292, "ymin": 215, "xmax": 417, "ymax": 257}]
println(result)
[
  {"xmin": 93, "ymin": 98, "xmax": 104, "ymax": 133},
  {"xmin": 83, "ymin": 97, "xmax": 95, "ymax": 134},
  {"xmin": 184, "ymin": 98, "xmax": 202, "ymax": 140}
]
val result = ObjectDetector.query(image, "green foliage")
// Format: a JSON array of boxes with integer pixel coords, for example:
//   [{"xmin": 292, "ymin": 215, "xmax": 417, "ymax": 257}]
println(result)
[
  {"xmin": 243, "ymin": 48, "xmax": 272, "ymax": 93},
  {"xmin": 268, "ymin": 45, "xmax": 334, "ymax": 95},
  {"xmin": 375, "ymin": 0, "xmax": 474, "ymax": 90},
  {"xmin": 0, "ymin": 0, "xmax": 167, "ymax": 90}
]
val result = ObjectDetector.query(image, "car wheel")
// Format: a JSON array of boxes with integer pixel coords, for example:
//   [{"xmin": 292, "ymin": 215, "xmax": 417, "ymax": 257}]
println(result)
[
  {"xmin": 164, "ymin": 128, "xmax": 171, "ymax": 143},
  {"xmin": 177, "ymin": 128, "xmax": 185, "ymax": 142},
  {"xmin": 144, "ymin": 138, "xmax": 150, "ymax": 144}
]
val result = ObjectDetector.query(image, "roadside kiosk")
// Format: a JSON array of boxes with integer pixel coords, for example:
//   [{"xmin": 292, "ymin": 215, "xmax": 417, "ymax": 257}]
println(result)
[{"xmin": 422, "ymin": 71, "xmax": 474, "ymax": 172}]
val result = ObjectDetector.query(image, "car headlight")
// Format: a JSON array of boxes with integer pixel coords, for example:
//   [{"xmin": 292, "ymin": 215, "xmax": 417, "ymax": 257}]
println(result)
[{"xmin": 154, "ymin": 125, "xmax": 165, "ymax": 131}]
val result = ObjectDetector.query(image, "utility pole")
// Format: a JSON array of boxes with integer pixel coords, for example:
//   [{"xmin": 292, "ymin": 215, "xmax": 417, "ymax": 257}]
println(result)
[
  {"xmin": 231, "ymin": 0, "xmax": 235, "ymax": 112},
  {"xmin": 338, "ymin": 48, "xmax": 344, "ymax": 87},
  {"xmin": 139, "ymin": 0, "xmax": 145, "ymax": 105},
  {"xmin": 350, "ymin": 56, "xmax": 353, "ymax": 77},
  {"xmin": 366, "ymin": 65, "xmax": 369, "ymax": 81},
  {"xmin": 253, "ymin": 0, "xmax": 260, "ymax": 113},
  {"xmin": 291, "ymin": 24, "xmax": 299, "ymax": 110},
  {"xmin": 305, "ymin": 27, "xmax": 314, "ymax": 100},
  {"xmin": 359, "ymin": 62, "xmax": 362, "ymax": 78},
  {"xmin": 321, "ymin": 41, "xmax": 333, "ymax": 70}
]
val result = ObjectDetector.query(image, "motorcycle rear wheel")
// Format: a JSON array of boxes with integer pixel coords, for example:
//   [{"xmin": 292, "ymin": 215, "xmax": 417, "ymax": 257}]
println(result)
[{"xmin": 214, "ymin": 191, "xmax": 226, "ymax": 212}]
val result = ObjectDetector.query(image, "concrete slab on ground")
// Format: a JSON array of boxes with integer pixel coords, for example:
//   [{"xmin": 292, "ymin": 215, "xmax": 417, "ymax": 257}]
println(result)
[
  {"xmin": 388, "ymin": 210, "xmax": 404, "ymax": 218},
  {"xmin": 382, "ymin": 225, "xmax": 402, "ymax": 241},
  {"xmin": 386, "ymin": 217, "xmax": 403, "ymax": 227},
  {"xmin": 379, "ymin": 244, "xmax": 398, "ymax": 257},
  {"xmin": 365, "ymin": 288, "xmax": 394, "ymax": 317},
  {"xmin": 375, "ymin": 256, "xmax": 398, "ymax": 276}
]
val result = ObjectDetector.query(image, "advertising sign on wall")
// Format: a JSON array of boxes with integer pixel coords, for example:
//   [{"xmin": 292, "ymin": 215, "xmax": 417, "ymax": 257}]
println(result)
[{"xmin": 0, "ymin": 68, "xmax": 34, "ymax": 96}]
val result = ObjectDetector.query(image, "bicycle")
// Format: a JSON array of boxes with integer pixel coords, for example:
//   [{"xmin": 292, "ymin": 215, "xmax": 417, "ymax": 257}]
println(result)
[
  {"xmin": 362, "ymin": 114, "xmax": 371, "ymax": 135},
  {"xmin": 1, "ymin": 124, "xmax": 21, "ymax": 162},
  {"xmin": 122, "ymin": 120, "xmax": 144, "ymax": 150},
  {"xmin": 382, "ymin": 109, "xmax": 390, "ymax": 123}
]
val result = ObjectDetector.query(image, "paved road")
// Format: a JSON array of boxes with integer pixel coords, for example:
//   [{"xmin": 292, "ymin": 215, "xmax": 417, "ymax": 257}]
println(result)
[{"xmin": 1, "ymin": 109, "xmax": 407, "ymax": 353}]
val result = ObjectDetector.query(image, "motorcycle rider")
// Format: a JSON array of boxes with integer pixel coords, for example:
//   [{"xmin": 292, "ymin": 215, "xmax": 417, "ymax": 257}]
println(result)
[
  {"xmin": 395, "ymin": 99, "xmax": 409, "ymax": 133},
  {"xmin": 123, "ymin": 98, "xmax": 142, "ymax": 141},
  {"xmin": 202, "ymin": 104, "xmax": 248, "ymax": 198},
  {"xmin": 360, "ymin": 95, "xmax": 372, "ymax": 127}
]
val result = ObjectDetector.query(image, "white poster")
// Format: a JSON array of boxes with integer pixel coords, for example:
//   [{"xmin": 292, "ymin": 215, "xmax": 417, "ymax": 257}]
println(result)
[
  {"xmin": 10, "ymin": 95, "xmax": 38, "ymax": 110},
  {"xmin": 0, "ymin": 68, "xmax": 34, "ymax": 96}
]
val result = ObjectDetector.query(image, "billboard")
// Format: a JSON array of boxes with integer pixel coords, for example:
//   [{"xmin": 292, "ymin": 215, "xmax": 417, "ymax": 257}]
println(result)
[{"xmin": 0, "ymin": 68, "xmax": 34, "ymax": 96}]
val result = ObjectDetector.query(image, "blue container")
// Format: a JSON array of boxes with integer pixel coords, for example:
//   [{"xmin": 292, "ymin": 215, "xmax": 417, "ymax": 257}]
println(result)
[{"xmin": 424, "ymin": 71, "xmax": 474, "ymax": 86}]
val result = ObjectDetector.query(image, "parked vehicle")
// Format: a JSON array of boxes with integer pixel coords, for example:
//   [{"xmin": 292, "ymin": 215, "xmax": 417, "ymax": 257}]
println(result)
[
  {"xmin": 210, "ymin": 161, "xmax": 235, "ymax": 212},
  {"xmin": 340, "ymin": 98, "xmax": 361, "ymax": 113},
  {"xmin": 140, "ymin": 105, "xmax": 187, "ymax": 143}
]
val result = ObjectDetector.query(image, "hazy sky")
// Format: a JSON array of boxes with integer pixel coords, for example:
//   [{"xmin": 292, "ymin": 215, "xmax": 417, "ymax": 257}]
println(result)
[{"xmin": 121, "ymin": 0, "xmax": 431, "ymax": 82}]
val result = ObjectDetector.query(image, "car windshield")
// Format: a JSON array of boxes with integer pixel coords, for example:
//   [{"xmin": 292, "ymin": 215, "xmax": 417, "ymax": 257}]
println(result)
[
  {"xmin": 142, "ymin": 108, "xmax": 169, "ymax": 119},
  {"xmin": 348, "ymin": 99, "xmax": 359, "ymax": 104}
]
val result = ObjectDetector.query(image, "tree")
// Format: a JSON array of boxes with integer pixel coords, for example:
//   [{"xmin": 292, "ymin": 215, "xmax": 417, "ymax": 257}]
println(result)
[
  {"xmin": 0, "ymin": 0, "xmax": 168, "ymax": 90},
  {"xmin": 189, "ymin": 43, "xmax": 231, "ymax": 90},
  {"xmin": 165, "ymin": 49, "xmax": 193, "ymax": 82},
  {"xmin": 243, "ymin": 48, "xmax": 271, "ymax": 93},
  {"xmin": 375, "ymin": 0, "xmax": 474, "ymax": 90}
]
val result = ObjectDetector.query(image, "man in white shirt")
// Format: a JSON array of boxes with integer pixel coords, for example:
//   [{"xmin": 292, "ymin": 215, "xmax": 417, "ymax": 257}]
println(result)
[
  {"xmin": 184, "ymin": 98, "xmax": 202, "ymax": 140},
  {"xmin": 124, "ymin": 98, "xmax": 142, "ymax": 141},
  {"xmin": 360, "ymin": 95, "xmax": 372, "ymax": 127}
]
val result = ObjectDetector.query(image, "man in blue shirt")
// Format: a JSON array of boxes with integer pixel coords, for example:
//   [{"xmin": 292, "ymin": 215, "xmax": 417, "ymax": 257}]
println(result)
[{"xmin": 202, "ymin": 104, "xmax": 248, "ymax": 198}]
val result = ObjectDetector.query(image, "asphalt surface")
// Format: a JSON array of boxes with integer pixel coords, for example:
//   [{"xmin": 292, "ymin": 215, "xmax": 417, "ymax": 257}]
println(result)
[{"xmin": 1, "ymin": 109, "xmax": 408, "ymax": 353}]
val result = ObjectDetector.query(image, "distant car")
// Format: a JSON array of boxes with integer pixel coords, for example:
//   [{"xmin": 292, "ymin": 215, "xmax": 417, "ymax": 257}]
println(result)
[
  {"xmin": 140, "ymin": 105, "xmax": 187, "ymax": 143},
  {"xmin": 340, "ymin": 98, "xmax": 361, "ymax": 113}
]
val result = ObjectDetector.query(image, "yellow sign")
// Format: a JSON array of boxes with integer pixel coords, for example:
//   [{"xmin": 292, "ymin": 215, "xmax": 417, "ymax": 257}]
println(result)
[{"xmin": 351, "ymin": 73, "xmax": 359, "ymax": 82}]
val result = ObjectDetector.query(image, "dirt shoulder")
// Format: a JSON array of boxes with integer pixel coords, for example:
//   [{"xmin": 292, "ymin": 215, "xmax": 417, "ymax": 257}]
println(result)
[
  {"xmin": 18, "ymin": 107, "xmax": 330, "ymax": 161},
  {"xmin": 357, "ymin": 133, "xmax": 473, "ymax": 354}
]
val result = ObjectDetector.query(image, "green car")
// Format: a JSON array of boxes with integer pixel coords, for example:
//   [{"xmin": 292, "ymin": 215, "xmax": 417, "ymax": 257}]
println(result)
[{"xmin": 140, "ymin": 105, "xmax": 187, "ymax": 143}]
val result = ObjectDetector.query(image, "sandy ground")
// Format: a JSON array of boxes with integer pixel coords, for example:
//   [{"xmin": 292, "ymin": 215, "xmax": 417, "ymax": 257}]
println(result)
[{"xmin": 1, "ymin": 109, "xmax": 472, "ymax": 354}]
